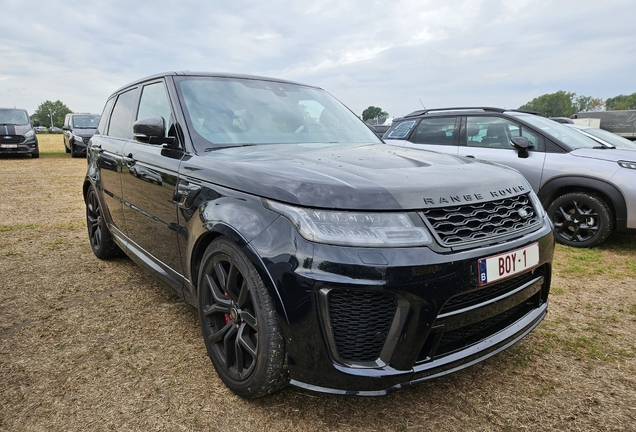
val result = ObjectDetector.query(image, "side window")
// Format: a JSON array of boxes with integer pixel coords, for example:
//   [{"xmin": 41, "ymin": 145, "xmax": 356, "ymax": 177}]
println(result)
[
  {"xmin": 386, "ymin": 120, "xmax": 416, "ymax": 139},
  {"xmin": 467, "ymin": 117, "xmax": 516, "ymax": 149},
  {"xmin": 96, "ymin": 98, "xmax": 115, "ymax": 135},
  {"xmin": 107, "ymin": 89, "xmax": 138, "ymax": 139},
  {"xmin": 412, "ymin": 117, "xmax": 457, "ymax": 145},
  {"xmin": 137, "ymin": 82, "xmax": 173, "ymax": 135}
]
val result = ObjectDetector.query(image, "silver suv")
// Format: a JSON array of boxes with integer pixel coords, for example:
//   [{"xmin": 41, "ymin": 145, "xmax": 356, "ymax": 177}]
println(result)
[{"xmin": 384, "ymin": 107, "xmax": 636, "ymax": 247}]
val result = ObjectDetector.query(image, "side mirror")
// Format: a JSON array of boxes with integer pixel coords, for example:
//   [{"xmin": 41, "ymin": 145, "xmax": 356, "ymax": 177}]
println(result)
[
  {"xmin": 62, "ymin": 125, "xmax": 70, "ymax": 131},
  {"xmin": 510, "ymin": 136, "xmax": 530, "ymax": 159},
  {"xmin": 133, "ymin": 116, "xmax": 174, "ymax": 145}
]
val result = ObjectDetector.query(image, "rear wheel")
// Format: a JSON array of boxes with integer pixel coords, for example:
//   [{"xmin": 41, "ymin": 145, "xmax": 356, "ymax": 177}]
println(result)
[
  {"xmin": 547, "ymin": 192, "xmax": 612, "ymax": 248},
  {"xmin": 198, "ymin": 237, "xmax": 288, "ymax": 397},
  {"xmin": 86, "ymin": 185, "xmax": 122, "ymax": 258}
]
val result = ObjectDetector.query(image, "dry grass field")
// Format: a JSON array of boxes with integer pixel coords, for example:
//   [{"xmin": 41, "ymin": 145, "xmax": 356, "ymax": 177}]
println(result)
[{"xmin": 1, "ymin": 135, "xmax": 636, "ymax": 431}]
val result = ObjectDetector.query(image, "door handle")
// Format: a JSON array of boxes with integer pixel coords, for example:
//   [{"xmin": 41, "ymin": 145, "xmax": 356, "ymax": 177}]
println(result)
[
  {"xmin": 123, "ymin": 153, "xmax": 136, "ymax": 165},
  {"xmin": 174, "ymin": 180, "xmax": 202, "ymax": 208}
]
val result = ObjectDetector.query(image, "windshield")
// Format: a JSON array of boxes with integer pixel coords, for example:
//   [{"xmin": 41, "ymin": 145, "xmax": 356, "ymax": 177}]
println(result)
[
  {"xmin": 0, "ymin": 109, "xmax": 29, "ymax": 125},
  {"xmin": 512, "ymin": 113, "xmax": 601, "ymax": 149},
  {"xmin": 580, "ymin": 127, "xmax": 636, "ymax": 150},
  {"xmin": 72, "ymin": 115, "xmax": 100, "ymax": 128},
  {"xmin": 175, "ymin": 76, "xmax": 379, "ymax": 150}
]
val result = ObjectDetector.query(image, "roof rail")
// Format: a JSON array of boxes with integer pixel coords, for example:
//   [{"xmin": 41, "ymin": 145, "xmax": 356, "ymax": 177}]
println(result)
[{"xmin": 403, "ymin": 107, "xmax": 543, "ymax": 118}]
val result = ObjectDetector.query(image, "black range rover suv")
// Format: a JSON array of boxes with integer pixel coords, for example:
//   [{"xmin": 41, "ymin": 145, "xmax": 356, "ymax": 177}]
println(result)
[{"xmin": 85, "ymin": 72, "xmax": 554, "ymax": 397}]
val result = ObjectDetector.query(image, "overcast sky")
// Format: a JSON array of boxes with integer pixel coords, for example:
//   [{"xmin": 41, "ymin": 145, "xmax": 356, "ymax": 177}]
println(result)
[{"xmin": 2, "ymin": 0, "xmax": 635, "ymax": 119}]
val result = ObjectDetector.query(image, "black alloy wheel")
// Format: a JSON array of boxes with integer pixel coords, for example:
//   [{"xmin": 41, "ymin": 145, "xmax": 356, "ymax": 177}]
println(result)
[
  {"xmin": 547, "ymin": 192, "xmax": 612, "ymax": 248},
  {"xmin": 198, "ymin": 237, "xmax": 287, "ymax": 398},
  {"xmin": 85, "ymin": 185, "xmax": 122, "ymax": 258}
]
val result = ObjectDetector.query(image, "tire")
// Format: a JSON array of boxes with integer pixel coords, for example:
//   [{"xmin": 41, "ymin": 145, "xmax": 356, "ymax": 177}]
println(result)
[
  {"xmin": 71, "ymin": 143, "xmax": 79, "ymax": 158},
  {"xmin": 198, "ymin": 237, "xmax": 288, "ymax": 398},
  {"xmin": 547, "ymin": 192, "xmax": 613, "ymax": 248},
  {"xmin": 65, "ymin": 142, "xmax": 71, "ymax": 153},
  {"xmin": 31, "ymin": 152, "xmax": 39, "ymax": 159},
  {"xmin": 85, "ymin": 185, "xmax": 123, "ymax": 259}
]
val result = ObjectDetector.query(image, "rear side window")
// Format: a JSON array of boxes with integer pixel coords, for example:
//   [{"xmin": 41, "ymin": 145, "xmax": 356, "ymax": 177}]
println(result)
[
  {"xmin": 107, "ymin": 89, "xmax": 138, "ymax": 139},
  {"xmin": 412, "ymin": 117, "xmax": 457, "ymax": 145},
  {"xmin": 386, "ymin": 120, "xmax": 416, "ymax": 139},
  {"xmin": 96, "ymin": 98, "xmax": 115, "ymax": 135}
]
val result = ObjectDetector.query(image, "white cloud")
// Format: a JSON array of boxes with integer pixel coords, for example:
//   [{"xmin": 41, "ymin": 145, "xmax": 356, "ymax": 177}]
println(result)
[{"xmin": 1, "ymin": 0, "xmax": 635, "ymax": 117}]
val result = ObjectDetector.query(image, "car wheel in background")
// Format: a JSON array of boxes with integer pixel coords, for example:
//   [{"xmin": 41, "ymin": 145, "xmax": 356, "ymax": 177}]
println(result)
[
  {"xmin": 86, "ymin": 185, "xmax": 123, "ymax": 258},
  {"xmin": 547, "ymin": 192, "xmax": 612, "ymax": 248},
  {"xmin": 198, "ymin": 237, "xmax": 288, "ymax": 398}
]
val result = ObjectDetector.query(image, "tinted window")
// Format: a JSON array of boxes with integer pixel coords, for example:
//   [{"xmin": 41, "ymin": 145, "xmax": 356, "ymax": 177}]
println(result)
[
  {"xmin": 96, "ymin": 98, "xmax": 115, "ymax": 135},
  {"xmin": 137, "ymin": 81, "xmax": 172, "ymax": 135},
  {"xmin": 107, "ymin": 89, "xmax": 138, "ymax": 139},
  {"xmin": 412, "ymin": 117, "xmax": 457, "ymax": 145},
  {"xmin": 72, "ymin": 115, "xmax": 100, "ymax": 128}
]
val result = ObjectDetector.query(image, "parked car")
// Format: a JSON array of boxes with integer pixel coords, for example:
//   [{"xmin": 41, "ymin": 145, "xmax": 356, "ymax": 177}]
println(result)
[
  {"xmin": 63, "ymin": 113, "xmax": 100, "ymax": 157},
  {"xmin": 85, "ymin": 74, "xmax": 553, "ymax": 397},
  {"xmin": 564, "ymin": 123, "xmax": 636, "ymax": 150},
  {"xmin": 0, "ymin": 108, "xmax": 39, "ymax": 158},
  {"xmin": 383, "ymin": 107, "xmax": 636, "ymax": 247},
  {"xmin": 370, "ymin": 124, "xmax": 391, "ymax": 138},
  {"xmin": 48, "ymin": 126, "xmax": 63, "ymax": 134}
]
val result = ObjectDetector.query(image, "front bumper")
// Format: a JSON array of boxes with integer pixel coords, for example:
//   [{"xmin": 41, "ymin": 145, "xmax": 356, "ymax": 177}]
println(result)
[
  {"xmin": 0, "ymin": 136, "xmax": 38, "ymax": 156},
  {"xmin": 248, "ymin": 212, "xmax": 554, "ymax": 395}
]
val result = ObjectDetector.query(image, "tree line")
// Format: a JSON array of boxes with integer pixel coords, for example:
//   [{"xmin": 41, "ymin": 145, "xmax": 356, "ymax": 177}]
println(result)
[
  {"xmin": 519, "ymin": 91, "xmax": 636, "ymax": 118},
  {"xmin": 30, "ymin": 100, "xmax": 73, "ymax": 128}
]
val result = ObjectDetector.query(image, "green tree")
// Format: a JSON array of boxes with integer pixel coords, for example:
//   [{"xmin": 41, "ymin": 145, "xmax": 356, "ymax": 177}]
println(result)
[
  {"xmin": 574, "ymin": 95, "xmax": 604, "ymax": 112},
  {"xmin": 362, "ymin": 106, "xmax": 389, "ymax": 122},
  {"xmin": 31, "ymin": 100, "xmax": 73, "ymax": 128},
  {"xmin": 519, "ymin": 91, "xmax": 577, "ymax": 117},
  {"xmin": 605, "ymin": 93, "xmax": 636, "ymax": 110},
  {"xmin": 519, "ymin": 91, "xmax": 604, "ymax": 117}
]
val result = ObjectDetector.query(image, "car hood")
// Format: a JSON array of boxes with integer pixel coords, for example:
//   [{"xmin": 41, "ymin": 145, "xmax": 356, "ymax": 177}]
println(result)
[
  {"xmin": 570, "ymin": 148, "xmax": 636, "ymax": 163},
  {"xmin": 1, "ymin": 124, "xmax": 32, "ymax": 136},
  {"xmin": 183, "ymin": 143, "xmax": 533, "ymax": 210},
  {"xmin": 72, "ymin": 128, "xmax": 97, "ymax": 137}
]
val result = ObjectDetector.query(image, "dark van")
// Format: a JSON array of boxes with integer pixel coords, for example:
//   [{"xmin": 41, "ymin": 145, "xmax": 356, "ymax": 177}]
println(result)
[
  {"xmin": 63, "ymin": 113, "xmax": 100, "ymax": 157},
  {"xmin": 0, "ymin": 108, "xmax": 39, "ymax": 158}
]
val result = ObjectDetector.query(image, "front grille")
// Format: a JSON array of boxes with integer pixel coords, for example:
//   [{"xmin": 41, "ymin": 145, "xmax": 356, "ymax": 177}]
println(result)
[
  {"xmin": 1, "ymin": 136, "xmax": 24, "ymax": 144},
  {"xmin": 439, "ymin": 269, "xmax": 542, "ymax": 315},
  {"xmin": 421, "ymin": 194, "xmax": 541, "ymax": 246},
  {"xmin": 436, "ymin": 301, "xmax": 530, "ymax": 355},
  {"xmin": 328, "ymin": 290, "xmax": 397, "ymax": 363}
]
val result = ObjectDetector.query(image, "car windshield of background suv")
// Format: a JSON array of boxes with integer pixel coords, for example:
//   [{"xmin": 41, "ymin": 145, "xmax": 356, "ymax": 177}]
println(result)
[
  {"xmin": 72, "ymin": 116, "xmax": 100, "ymax": 128},
  {"xmin": 512, "ymin": 114, "xmax": 601, "ymax": 149},
  {"xmin": 0, "ymin": 109, "xmax": 29, "ymax": 125}
]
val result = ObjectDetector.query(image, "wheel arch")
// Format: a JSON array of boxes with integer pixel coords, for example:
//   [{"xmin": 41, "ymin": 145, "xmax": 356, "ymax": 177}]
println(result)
[
  {"xmin": 538, "ymin": 176, "xmax": 627, "ymax": 225},
  {"xmin": 189, "ymin": 223, "xmax": 290, "ymax": 327}
]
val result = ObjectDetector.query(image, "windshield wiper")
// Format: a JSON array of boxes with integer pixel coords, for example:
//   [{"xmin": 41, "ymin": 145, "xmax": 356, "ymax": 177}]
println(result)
[{"xmin": 204, "ymin": 144, "xmax": 256, "ymax": 152}]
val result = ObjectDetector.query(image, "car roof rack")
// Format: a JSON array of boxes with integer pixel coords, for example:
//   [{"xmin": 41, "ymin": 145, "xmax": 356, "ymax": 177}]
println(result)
[{"xmin": 403, "ymin": 107, "xmax": 542, "ymax": 118}]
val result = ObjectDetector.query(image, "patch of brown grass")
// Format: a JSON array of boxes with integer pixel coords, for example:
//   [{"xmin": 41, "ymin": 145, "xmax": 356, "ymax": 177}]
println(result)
[{"xmin": 1, "ymin": 151, "xmax": 636, "ymax": 431}]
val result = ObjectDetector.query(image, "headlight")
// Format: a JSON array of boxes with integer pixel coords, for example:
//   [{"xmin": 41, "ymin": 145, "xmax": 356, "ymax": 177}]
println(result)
[
  {"xmin": 264, "ymin": 199, "xmax": 432, "ymax": 247},
  {"xmin": 24, "ymin": 130, "xmax": 35, "ymax": 138},
  {"xmin": 618, "ymin": 160, "xmax": 636, "ymax": 170},
  {"xmin": 73, "ymin": 134, "xmax": 85, "ymax": 143}
]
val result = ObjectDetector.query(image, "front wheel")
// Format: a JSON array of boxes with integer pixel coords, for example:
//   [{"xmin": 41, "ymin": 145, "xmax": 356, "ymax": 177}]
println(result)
[
  {"xmin": 547, "ymin": 192, "xmax": 613, "ymax": 248},
  {"xmin": 198, "ymin": 237, "xmax": 288, "ymax": 398}
]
